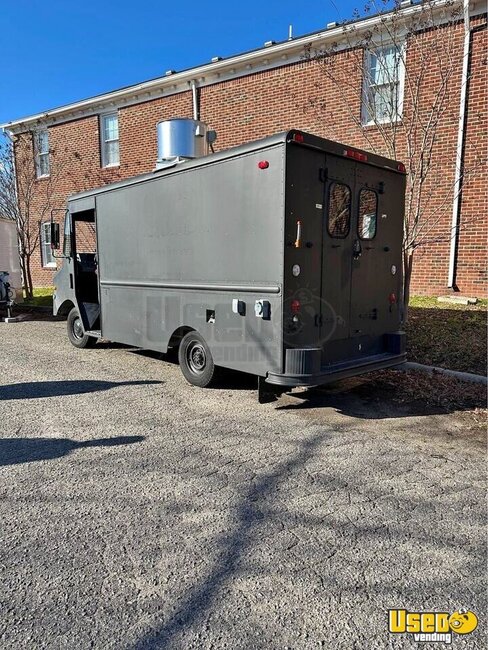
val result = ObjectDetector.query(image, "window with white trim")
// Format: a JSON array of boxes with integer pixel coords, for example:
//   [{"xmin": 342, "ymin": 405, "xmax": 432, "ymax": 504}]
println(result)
[
  {"xmin": 35, "ymin": 130, "xmax": 50, "ymax": 177},
  {"xmin": 40, "ymin": 222, "xmax": 56, "ymax": 268},
  {"xmin": 100, "ymin": 113, "xmax": 120, "ymax": 167},
  {"xmin": 362, "ymin": 44, "xmax": 404, "ymax": 125}
]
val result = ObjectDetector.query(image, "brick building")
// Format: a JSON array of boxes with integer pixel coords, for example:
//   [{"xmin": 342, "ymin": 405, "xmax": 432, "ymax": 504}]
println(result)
[{"xmin": 1, "ymin": 0, "xmax": 486, "ymax": 296}]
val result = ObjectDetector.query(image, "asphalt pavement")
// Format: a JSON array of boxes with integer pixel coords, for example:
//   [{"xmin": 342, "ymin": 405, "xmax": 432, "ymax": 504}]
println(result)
[{"xmin": 0, "ymin": 318, "xmax": 486, "ymax": 649}]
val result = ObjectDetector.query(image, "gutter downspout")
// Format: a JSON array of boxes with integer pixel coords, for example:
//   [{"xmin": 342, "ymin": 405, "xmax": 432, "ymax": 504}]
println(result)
[
  {"xmin": 190, "ymin": 81, "xmax": 199, "ymax": 121},
  {"xmin": 447, "ymin": 0, "xmax": 471, "ymax": 289}
]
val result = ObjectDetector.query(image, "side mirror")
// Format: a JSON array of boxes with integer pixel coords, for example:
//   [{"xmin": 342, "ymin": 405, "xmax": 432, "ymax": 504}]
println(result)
[{"xmin": 50, "ymin": 222, "xmax": 60, "ymax": 250}]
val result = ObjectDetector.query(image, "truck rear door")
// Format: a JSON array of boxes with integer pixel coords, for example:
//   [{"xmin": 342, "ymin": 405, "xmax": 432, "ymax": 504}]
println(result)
[
  {"xmin": 320, "ymin": 155, "xmax": 403, "ymax": 363},
  {"xmin": 350, "ymin": 161, "xmax": 403, "ymax": 339},
  {"xmin": 320, "ymin": 157, "xmax": 355, "ymax": 346}
]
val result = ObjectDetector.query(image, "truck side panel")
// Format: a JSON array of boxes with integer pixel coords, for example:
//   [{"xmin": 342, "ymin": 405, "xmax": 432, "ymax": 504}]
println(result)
[{"xmin": 95, "ymin": 145, "xmax": 285, "ymax": 376}]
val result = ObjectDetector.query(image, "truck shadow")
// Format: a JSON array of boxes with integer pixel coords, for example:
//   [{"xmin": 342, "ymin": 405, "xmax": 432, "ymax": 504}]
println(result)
[
  {"xmin": 277, "ymin": 388, "xmax": 446, "ymax": 418},
  {"xmin": 276, "ymin": 372, "xmax": 486, "ymax": 419},
  {"xmin": 0, "ymin": 380, "xmax": 162, "ymax": 400},
  {"xmin": 0, "ymin": 435, "xmax": 145, "ymax": 467},
  {"xmin": 1, "ymin": 308, "xmax": 63, "ymax": 322}
]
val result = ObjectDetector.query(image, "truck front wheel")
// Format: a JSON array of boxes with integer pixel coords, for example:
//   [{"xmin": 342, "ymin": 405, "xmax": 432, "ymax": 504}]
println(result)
[
  {"xmin": 67, "ymin": 308, "xmax": 97, "ymax": 349},
  {"xmin": 178, "ymin": 331, "xmax": 216, "ymax": 387}
]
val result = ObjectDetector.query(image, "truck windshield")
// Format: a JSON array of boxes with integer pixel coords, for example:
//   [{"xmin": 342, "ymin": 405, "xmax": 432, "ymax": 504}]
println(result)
[{"xmin": 63, "ymin": 212, "xmax": 72, "ymax": 257}]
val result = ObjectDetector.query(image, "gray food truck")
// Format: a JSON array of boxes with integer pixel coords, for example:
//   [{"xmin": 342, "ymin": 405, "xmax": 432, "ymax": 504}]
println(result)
[{"xmin": 52, "ymin": 120, "xmax": 406, "ymax": 401}]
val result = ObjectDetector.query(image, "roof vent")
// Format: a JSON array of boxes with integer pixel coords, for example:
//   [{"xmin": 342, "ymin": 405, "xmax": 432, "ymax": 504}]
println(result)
[
  {"xmin": 211, "ymin": 56, "xmax": 222, "ymax": 63},
  {"xmin": 165, "ymin": 70, "xmax": 175, "ymax": 76},
  {"xmin": 326, "ymin": 21, "xmax": 338, "ymax": 29},
  {"xmin": 264, "ymin": 40, "xmax": 275, "ymax": 47}
]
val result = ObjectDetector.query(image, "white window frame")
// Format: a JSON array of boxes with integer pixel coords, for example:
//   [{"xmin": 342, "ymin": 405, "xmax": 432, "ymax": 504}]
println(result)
[
  {"xmin": 35, "ymin": 129, "xmax": 50, "ymax": 178},
  {"xmin": 361, "ymin": 42, "xmax": 406, "ymax": 126},
  {"xmin": 100, "ymin": 112, "xmax": 120, "ymax": 167},
  {"xmin": 40, "ymin": 222, "xmax": 57, "ymax": 268}
]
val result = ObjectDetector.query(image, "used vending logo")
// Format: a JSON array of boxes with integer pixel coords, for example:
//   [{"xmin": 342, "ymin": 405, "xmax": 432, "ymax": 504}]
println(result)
[{"xmin": 388, "ymin": 608, "xmax": 478, "ymax": 644}]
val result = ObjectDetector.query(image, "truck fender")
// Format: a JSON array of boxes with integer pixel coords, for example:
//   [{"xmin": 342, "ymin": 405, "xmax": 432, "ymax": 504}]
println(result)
[
  {"xmin": 167, "ymin": 326, "xmax": 195, "ymax": 351},
  {"xmin": 54, "ymin": 299, "xmax": 75, "ymax": 318}
]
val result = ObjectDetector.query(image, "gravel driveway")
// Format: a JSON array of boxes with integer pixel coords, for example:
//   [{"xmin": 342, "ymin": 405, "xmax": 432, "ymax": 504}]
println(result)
[{"xmin": 0, "ymin": 318, "xmax": 485, "ymax": 649}]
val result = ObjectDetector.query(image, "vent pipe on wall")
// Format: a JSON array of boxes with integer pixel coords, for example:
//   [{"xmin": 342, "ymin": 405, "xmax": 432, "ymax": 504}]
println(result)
[
  {"xmin": 191, "ymin": 80, "xmax": 199, "ymax": 121},
  {"xmin": 447, "ymin": 0, "xmax": 471, "ymax": 289}
]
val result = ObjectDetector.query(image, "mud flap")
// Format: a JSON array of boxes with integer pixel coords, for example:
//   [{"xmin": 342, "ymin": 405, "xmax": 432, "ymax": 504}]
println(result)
[{"xmin": 258, "ymin": 376, "xmax": 287, "ymax": 404}]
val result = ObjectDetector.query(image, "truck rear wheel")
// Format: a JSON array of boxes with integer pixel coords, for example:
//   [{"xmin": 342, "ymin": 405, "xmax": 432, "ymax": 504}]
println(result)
[
  {"xmin": 67, "ymin": 307, "xmax": 97, "ymax": 349},
  {"xmin": 178, "ymin": 331, "xmax": 216, "ymax": 387}
]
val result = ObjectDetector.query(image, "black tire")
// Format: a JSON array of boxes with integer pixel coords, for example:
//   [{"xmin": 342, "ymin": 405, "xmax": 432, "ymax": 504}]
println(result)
[
  {"xmin": 67, "ymin": 307, "xmax": 97, "ymax": 349},
  {"xmin": 178, "ymin": 331, "xmax": 216, "ymax": 387}
]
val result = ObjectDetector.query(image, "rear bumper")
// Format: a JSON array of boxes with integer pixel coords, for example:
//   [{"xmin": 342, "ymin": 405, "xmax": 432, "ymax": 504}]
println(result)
[
  {"xmin": 266, "ymin": 332, "xmax": 406, "ymax": 387},
  {"xmin": 266, "ymin": 351, "xmax": 406, "ymax": 387}
]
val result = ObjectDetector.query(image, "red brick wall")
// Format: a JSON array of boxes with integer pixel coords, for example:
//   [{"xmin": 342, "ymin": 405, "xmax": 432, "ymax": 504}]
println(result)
[{"xmin": 15, "ymin": 17, "xmax": 487, "ymax": 297}]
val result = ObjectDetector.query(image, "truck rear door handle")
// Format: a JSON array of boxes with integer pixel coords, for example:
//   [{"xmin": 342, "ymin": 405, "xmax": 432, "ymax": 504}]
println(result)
[
  {"xmin": 314, "ymin": 314, "xmax": 323, "ymax": 327},
  {"xmin": 353, "ymin": 239, "xmax": 362, "ymax": 259}
]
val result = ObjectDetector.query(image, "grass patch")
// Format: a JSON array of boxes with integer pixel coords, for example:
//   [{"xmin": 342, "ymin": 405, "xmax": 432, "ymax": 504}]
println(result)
[
  {"xmin": 407, "ymin": 296, "xmax": 487, "ymax": 376},
  {"xmin": 409, "ymin": 295, "xmax": 488, "ymax": 310},
  {"xmin": 23, "ymin": 286, "xmax": 54, "ymax": 308}
]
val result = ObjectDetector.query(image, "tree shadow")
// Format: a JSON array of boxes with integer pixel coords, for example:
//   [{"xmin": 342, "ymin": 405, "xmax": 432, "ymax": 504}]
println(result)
[
  {"xmin": 0, "ymin": 435, "xmax": 145, "ymax": 467},
  {"xmin": 130, "ymin": 416, "xmax": 486, "ymax": 648},
  {"xmin": 0, "ymin": 380, "xmax": 163, "ymax": 400},
  {"xmin": 131, "ymin": 430, "xmax": 328, "ymax": 650}
]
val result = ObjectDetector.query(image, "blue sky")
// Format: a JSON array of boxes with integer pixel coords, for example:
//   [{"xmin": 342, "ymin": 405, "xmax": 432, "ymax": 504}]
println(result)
[{"xmin": 1, "ymin": 0, "xmax": 393, "ymax": 125}]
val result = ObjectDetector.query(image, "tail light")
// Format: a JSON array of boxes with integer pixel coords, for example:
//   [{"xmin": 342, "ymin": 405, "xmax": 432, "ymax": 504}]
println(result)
[
  {"xmin": 389, "ymin": 292, "xmax": 397, "ymax": 304},
  {"xmin": 291, "ymin": 300, "xmax": 301, "ymax": 314},
  {"xmin": 344, "ymin": 148, "xmax": 368, "ymax": 162}
]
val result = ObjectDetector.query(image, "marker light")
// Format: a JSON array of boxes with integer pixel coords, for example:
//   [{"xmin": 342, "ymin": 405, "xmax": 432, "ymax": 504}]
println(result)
[
  {"xmin": 343, "ymin": 148, "xmax": 368, "ymax": 162},
  {"xmin": 291, "ymin": 300, "xmax": 301, "ymax": 314},
  {"xmin": 397, "ymin": 162, "xmax": 406, "ymax": 173},
  {"xmin": 293, "ymin": 133, "xmax": 304, "ymax": 143},
  {"xmin": 258, "ymin": 160, "xmax": 269, "ymax": 169}
]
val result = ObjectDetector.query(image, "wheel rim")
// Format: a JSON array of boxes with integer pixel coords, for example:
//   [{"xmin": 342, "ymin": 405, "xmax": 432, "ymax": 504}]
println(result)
[
  {"xmin": 186, "ymin": 341, "xmax": 207, "ymax": 374},
  {"xmin": 72, "ymin": 316, "xmax": 84, "ymax": 340}
]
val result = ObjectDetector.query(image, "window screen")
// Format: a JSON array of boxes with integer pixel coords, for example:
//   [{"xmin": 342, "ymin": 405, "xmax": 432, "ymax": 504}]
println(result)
[
  {"xmin": 358, "ymin": 189, "xmax": 378, "ymax": 240},
  {"xmin": 327, "ymin": 182, "xmax": 351, "ymax": 238}
]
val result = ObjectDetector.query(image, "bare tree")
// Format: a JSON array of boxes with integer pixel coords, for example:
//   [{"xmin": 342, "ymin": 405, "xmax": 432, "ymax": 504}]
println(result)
[
  {"xmin": 0, "ymin": 131, "xmax": 121, "ymax": 299},
  {"xmin": 0, "ymin": 132, "xmax": 65, "ymax": 298},
  {"xmin": 303, "ymin": 0, "xmax": 485, "ymax": 316}
]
